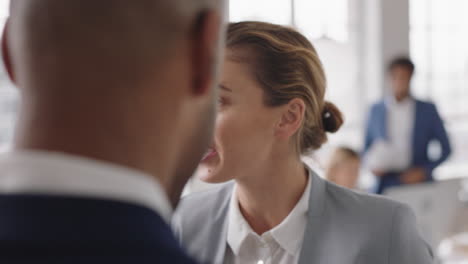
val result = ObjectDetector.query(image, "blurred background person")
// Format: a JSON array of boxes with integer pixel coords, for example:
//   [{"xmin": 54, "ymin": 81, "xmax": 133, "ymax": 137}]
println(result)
[
  {"xmin": 363, "ymin": 57, "xmax": 452, "ymax": 194},
  {"xmin": 326, "ymin": 146, "xmax": 360, "ymax": 189}
]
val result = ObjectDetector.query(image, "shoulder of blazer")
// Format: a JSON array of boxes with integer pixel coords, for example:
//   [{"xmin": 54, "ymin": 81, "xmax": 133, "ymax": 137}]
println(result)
[
  {"xmin": 301, "ymin": 172, "xmax": 426, "ymax": 263},
  {"xmin": 309, "ymin": 181, "xmax": 432, "ymax": 263},
  {"xmin": 413, "ymin": 99, "xmax": 439, "ymax": 124},
  {"xmin": 372, "ymin": 100, "xmax": 386, "ymax": 111},
  {"xmin": 173, "ymin": 181, "xmax": 234, "ymax": 236},
  {"xmin": 172, "ymin": 181, "xmax": 234, "ymax": 264},
  {"xmin": 368, "ymin": 100, "xmax": 386, "ymax": 119},
  {"xmin": 176, "ymin": 181, "xmax": 234, "ymax": 217},
  {"xmin": 324, "ymin": 181, "xmax": 407, "ymax": 217},
  {"xmin": 324, "ymin": 182, "xmax": 418, "ymax": 244},
  {"xmin": 414, "ymin": 98, "xmax": 436, "ymax": 110}
]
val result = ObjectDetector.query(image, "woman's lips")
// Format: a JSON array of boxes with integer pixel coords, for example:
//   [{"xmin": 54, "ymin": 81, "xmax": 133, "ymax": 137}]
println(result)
[{"xmin": 201, "ymin": 148, "xmax": 218, "ymax": 162}]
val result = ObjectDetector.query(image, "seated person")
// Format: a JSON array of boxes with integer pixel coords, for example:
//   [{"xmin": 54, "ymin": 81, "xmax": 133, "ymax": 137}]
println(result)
[{"xmin": 326, "ymin": 147, "xmax": 360, "ymax": 189}]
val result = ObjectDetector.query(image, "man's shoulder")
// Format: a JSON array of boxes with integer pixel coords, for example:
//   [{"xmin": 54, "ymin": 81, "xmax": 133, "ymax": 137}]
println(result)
[
  {"xmin": 371, "ymin": 99, "xmax": 385, "ymax": 109},
  {"xmin": 369, "ymin": 100, "xmax": 386, "ymax": 113},
  {"xmin": 413, "ymin": 98, "xmax": 436, "ymax": 108},
  {"xmin": 413, "ymin": 99, "xmax": 442, "ymax": 118},
  {"xmin": 0, "ymin": 194, "xmax": 199, "ymax": 264},
  {"xmin": 0, "ymin": 247, "xmax": 198, "ymax": 264}
]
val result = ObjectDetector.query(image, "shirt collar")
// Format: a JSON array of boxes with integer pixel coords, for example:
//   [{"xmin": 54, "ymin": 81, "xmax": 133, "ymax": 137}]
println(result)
[
  {"xmin": 0, "ymin": 150, "xmax": 172, "ymax": 223},
  {"xmin": 227, "ymin": 184, "xmax": 251, "ymax": 256},
  {"xmin": 270, "ymin": 173, "xmax": 311, "ymax": 255},
  {"xmin": 386, "ymin": 95, "xmax": 414, "ymax": 107},
  {"xmin": 227, "ymin": 170, "xmax": 311, "ymax": 256}
]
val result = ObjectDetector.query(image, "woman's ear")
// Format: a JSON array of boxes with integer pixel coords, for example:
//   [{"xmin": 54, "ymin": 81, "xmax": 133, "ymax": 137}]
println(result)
[
  {"xmin": 2, "ymin": 19, "xmax": 16, "ymax": 84},
  {"xmin": 275, "ymin": 98, "xmax": 306, "ymax": 140}
]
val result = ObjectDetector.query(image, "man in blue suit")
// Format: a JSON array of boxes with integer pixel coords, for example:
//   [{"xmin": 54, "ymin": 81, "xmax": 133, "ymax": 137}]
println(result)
[
  {"xmin": 0, "ymin": 0, "xmax": 225, "ymax": 263},
  {"xmin": 363, "ymin": 57, "xmax": 451, "ymax": 194}
]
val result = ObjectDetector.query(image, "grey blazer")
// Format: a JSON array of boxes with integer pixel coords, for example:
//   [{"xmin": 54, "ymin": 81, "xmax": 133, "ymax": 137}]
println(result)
[{"xmin": 173, "ymin": 171, "xmax": 433, "ymax": 264}]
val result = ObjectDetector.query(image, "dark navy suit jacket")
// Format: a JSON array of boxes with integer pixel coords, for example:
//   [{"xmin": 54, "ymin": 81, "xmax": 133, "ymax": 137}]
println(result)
[
  {"xmin": 0, "ymin": 194, "xmax": 198, "ymax": 264},
  {"xmin": 364, "ymin": 99, "xmax": 452, "ymax": 193}
]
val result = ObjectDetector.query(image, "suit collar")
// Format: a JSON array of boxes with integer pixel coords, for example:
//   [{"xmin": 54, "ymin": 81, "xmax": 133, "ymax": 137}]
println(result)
[
  {"xmin": 298, "ymin": 168, "xmax": 328, "ymax": 264},
  {"xmin": 0, "ymin": 150, "xmax": 172, "ymax": 222},
  {"xmin": 305, "ymin": 168, "xmax": 327, "ymax": 217},
  {"xmin": 385, "ymin": 95, "xmax": 414, "ymax": 106},
  {"xmin": 0, "ymin": 194, "xmax": 178, "ymax": 247}
]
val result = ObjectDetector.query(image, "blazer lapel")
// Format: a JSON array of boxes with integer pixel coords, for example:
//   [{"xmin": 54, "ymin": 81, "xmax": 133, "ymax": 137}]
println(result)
[{"xmin": 298, "ymin": 170, "xmax": 328, "ymax": 264}]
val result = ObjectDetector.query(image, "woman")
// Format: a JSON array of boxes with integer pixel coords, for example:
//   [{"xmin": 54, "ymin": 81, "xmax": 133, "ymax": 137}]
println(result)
[
  {"xmin": 173, "ymin": 21, "xmax": 432, "ymax": 264},
  {"xmin": 326, "ymin": 147, "xmax": 361, "ymax": 189}
]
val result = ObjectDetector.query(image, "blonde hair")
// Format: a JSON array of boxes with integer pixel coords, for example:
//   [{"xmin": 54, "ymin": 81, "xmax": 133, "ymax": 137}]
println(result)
[{"xmin": 226, "ymin": 21, "xmax": 343, "ymax": 153}]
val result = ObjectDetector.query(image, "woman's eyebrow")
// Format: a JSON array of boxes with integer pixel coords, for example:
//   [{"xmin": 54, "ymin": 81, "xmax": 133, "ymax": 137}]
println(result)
[{"xmin": 219, "ymin": 84, "xmax": 232, "ymax": 92}]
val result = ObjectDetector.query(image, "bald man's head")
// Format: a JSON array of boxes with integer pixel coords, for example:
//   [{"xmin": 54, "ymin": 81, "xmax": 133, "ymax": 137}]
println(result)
[
  {"xmin": 6, "ymin": 0, "xmax": 222, "ymax": 92},
  {"xmin": 3, "ymin": 0, "xmax": 226, "ymax": 206}
]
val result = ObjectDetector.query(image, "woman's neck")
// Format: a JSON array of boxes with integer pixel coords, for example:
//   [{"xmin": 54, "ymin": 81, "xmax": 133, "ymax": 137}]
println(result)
[{"xmin": 235, "ymin": 157, "xmax": 308, "ymax": 235}]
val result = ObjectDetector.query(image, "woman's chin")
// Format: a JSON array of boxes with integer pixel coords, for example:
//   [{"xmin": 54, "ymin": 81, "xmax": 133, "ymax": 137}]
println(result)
[{"xmin": 197, "ymin": 165, "xmax": 233, "ymax": 184}]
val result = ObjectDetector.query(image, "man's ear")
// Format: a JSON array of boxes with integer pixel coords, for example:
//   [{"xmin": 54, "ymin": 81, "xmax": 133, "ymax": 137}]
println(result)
[
  {"xmin": 275, "ymin": 98, "xmax": 306, "ymax": 140},
  {"xmin": 2, "ymin": 19, "xmax": 15, "ymax": 84},
  {"xmin": 191, "ymin": 10, "xmax": 222, "ymax": 97}
]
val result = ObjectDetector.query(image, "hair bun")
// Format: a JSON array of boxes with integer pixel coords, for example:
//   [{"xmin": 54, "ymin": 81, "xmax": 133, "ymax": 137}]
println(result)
[{"xmin": 322, "ymin": 102, "xmax": 344, "ymax": 133}]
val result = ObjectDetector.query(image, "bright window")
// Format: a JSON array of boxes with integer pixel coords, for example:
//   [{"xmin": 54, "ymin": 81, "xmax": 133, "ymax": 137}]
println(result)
[
  {"xmin": 294, "ymin": 0, "xmax": 348, "ymax": 42},
  {"xmin": 229, "ymin": 0, "xmax": 292, "ymax": 25},
  {"xmin": 229, "ymin": 0, "xmax": 349, "ymax": 42},
  {"xmin": 410, "ymin": 0, "xmax": 468, "ymax": 178},
  {"xmin": 410, "ymin": 0, "xmax": 468, "ymax": 120},
  {"xmin": 0, "ymin": 0, "xmax": 17, "ymax": 149}
]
